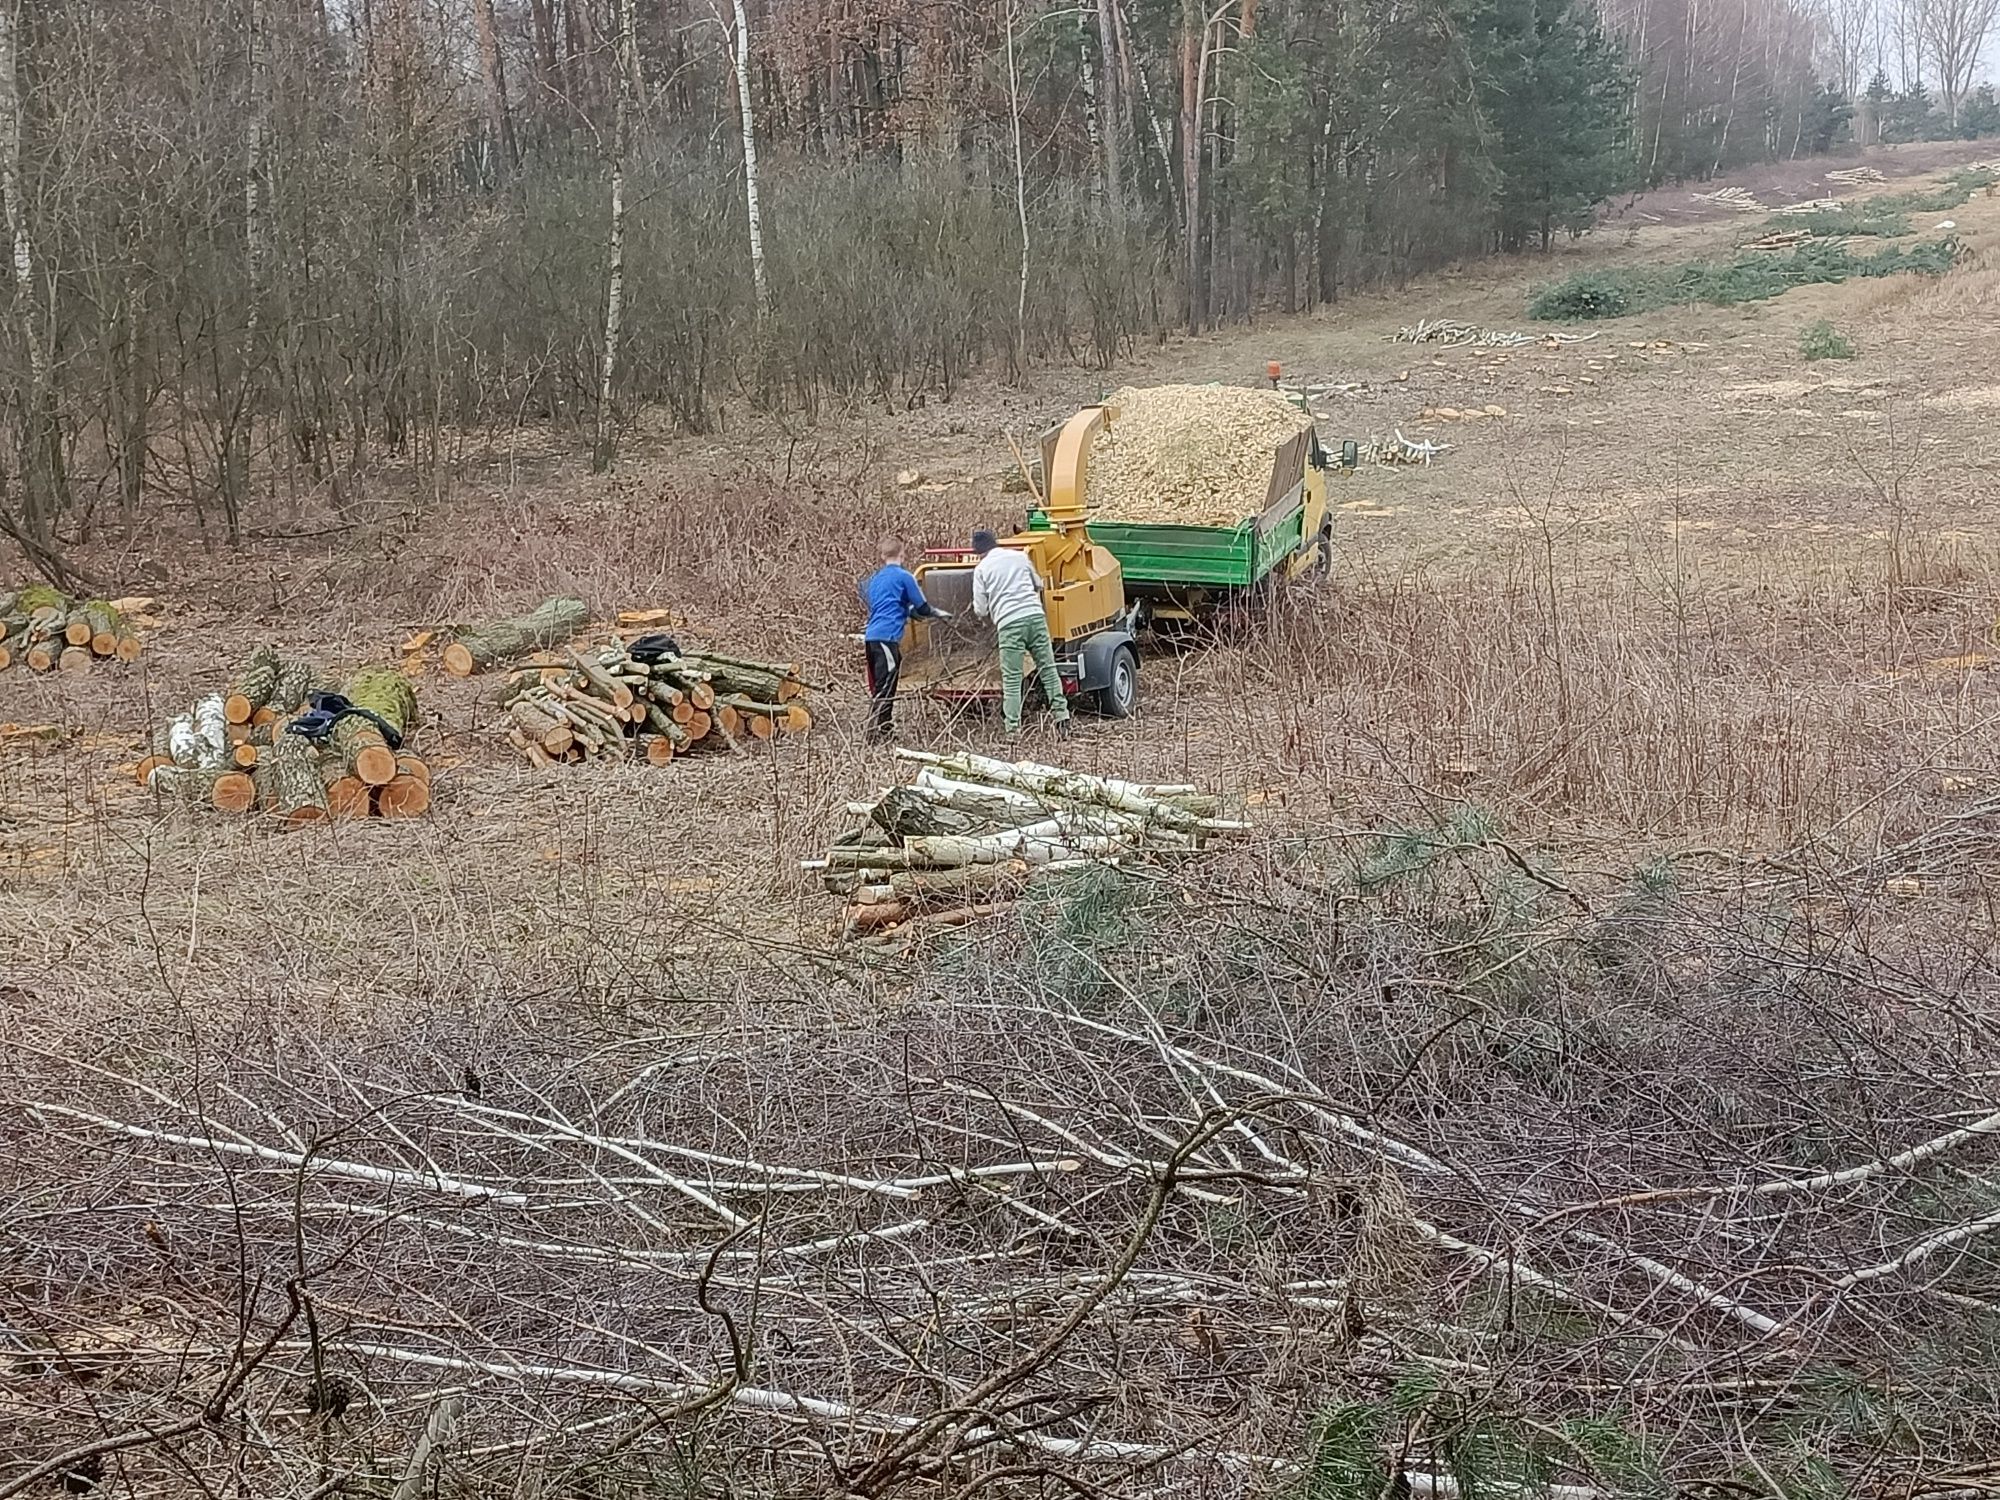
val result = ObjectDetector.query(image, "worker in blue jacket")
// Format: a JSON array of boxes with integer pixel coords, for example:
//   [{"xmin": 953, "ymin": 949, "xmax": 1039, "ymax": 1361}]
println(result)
[{"xmin": 860, "ymin": 535, "xmax": 949, "ymax": 744}]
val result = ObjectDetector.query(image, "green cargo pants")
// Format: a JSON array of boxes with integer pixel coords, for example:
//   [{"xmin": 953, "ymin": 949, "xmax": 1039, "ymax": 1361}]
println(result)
[{"xmin": 997, "ymin": 612, "xmax": 1070, "ymax": 733}]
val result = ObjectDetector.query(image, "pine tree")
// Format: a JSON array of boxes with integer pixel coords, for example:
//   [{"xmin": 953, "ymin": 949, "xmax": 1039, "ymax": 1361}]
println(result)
[
  {"xmin": 1470, "ymin": 0, "xmax": 1634, "ymax": 250},
  {"xmin": 1958, "ymin": 82, "xmax": 2000, "ymax": 136}
]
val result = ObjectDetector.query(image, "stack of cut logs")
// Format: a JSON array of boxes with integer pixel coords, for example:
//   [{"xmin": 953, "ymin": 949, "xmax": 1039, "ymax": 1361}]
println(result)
[
  {"xmin": 137, "ymin": 649, "xmax": 430, "ymax": 825},
  {"xmin": 0, "ymin": 585, "xmax": 142, "ymax": 672},
  {"xmin": 808, "ymin": 750, "xmax": 1243, "ymax": 942},
  {"xmin": 501, "ymin": 644, "xmax": 810, "ymax": 767}
]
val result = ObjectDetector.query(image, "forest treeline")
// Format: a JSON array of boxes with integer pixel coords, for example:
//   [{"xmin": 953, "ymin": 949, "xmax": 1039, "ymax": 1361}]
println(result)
[{"xmin": 0, "ymin": 0, "xmax": 1989, "ymax": 573}]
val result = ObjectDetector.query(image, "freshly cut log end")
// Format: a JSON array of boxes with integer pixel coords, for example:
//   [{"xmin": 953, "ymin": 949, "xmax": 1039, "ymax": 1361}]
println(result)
[
  {"xmin": 25, "ymin": 644, "xmax": 55, "ymax": 672},
  {"xmin": 715, "ymin": 705, "xmax": 741, "ymax": 738},
  {"xmin": 251, "ymin": 706, "xmax": 279, "ymax": 728},
  {"xmin": 0, "ymin": 644, "xmax": 11, "ymax": 671},
  {"xmin": 351, "ymin": 743, "xmax": 398, "ymax": 786},
  {"xmin": 114, "ymin": 634, "xmax": 143, "ymax": 664},
  {"xmin": 225, "ymin": 645, "xmax": 281, "ymax": 721},
  {"xmin": 689, "ymin": 682, "xmax": 716, "ymax": 711},
  {"xmin": 506, "ymin": 727, "xmax": 555, "ymax": 768},
  {"xmin": 376, "ymin": 774, "xmax": 432, "ymax": 819},
  {"xmin": 783, "ymin": 704, "xmax": 813, "ymax": 734},
  {"xmin": 284, "ymin": 804, "xmax": 328, "ymax": 829},
  {"xmin": 777, "ymin": 677, "xmax": 805, "ymax": 703},
  {"xmin": 232, "ymin": 744, "xmax": 259, "ymax": 769},
  {"xmin": 746, "ymin": 714, "xmax": 775, "ymax": 741},
  {"xmin": 80, "ymin": 601, "xmax": 123, "ymax": 656},
  {"xmin": 325, "ymin": 777, "xmax": 373, "ymax": 819},
  {"xmin": 645, "ymin": 737, "xmax": 677, "ymax": 767},
  {"xmin": 211, "ymin": 772, "xmax": 258, "ymax": 813},
  {"xmin": 440, "ymin": 641, "xmax": 477, "ymax": 678},
  {"xmin": 57, "ymin": 646, "xmax": 92, "ymax": 675},
  {"xmin": 395, "ymin": 755, "xmax": 431, "ymax": 785},
  {"xmin": 63, "ymin": 616, "xmax": 92, "ymax": 647},
  {"xmin": 134, "ymin": 754, "xmax": 173, "ymax": 785},
  {"xmin": 683, "ymin": 711, "xmax": 712, "ymax": 740}
]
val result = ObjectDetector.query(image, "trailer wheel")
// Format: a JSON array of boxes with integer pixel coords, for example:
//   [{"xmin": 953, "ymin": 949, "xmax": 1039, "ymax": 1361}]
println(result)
[{"xmin": 1095, "ymin": 645, "xmax": 1139, "ymax": 719}]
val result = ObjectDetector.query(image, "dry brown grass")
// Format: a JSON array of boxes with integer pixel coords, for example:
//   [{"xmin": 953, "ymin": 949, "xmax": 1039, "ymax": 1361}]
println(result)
[{"xmin": 5, "ymin": 156, "xmax": 2000, "ymax": 1496}]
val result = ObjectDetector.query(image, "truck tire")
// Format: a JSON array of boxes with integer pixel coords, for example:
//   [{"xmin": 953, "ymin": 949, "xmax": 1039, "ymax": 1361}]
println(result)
[
  {"xmin": 1308, "ymin": 520, "xmax": 1334, "ymax": 578},
  {"xmin": 1095, "ymin": 645, "xmax": 1139, "ymax": 719}
]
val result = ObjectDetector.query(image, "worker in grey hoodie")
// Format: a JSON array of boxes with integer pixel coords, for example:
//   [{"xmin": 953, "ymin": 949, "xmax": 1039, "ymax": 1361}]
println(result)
[{"xmin": 969, "ymin": 529, "xmax": 1071, "ymax": 738}]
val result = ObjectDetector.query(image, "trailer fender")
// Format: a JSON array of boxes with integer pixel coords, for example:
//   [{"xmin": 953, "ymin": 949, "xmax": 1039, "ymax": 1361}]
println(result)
[{"xmin": 1077, "ymin": 628, "xmax": 1137, "ymax": 693}]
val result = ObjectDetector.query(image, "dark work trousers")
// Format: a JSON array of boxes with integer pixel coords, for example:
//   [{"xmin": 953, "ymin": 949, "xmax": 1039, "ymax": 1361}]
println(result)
[{"xmin": 865, "ymin": 639, "xmax": 903, "ymax": 742}]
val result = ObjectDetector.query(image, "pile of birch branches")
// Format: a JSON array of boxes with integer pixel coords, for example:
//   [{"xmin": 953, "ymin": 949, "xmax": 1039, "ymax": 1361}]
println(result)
[
  {"xmin": 1389, "ymin": 318, "xmax": 1597, "ymax": 349},
  {"xmin": 137, "ymin": 649, "xmax": 430, "ymax": 824},
  {"xmin": 0, "ymin": 585, "xmax": 142, "ymax": 673},
  {"xmin": 808, "ymin": 749, "xmax": 1243, "ymax": 940},
  {"xmin": 13, "ymin": 884, "xmax": 2000, "ymax": 1497},
  {"xmin": 499, "ymin": 643, "xmax": 810, "ymax": 767}
]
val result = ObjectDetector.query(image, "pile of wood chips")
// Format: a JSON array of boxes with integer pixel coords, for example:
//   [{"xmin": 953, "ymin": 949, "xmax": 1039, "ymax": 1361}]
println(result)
[
  {"xmin": 1084, "ymin": 384, "xmax": 1313, "ymax": 527},
  {"xmin": 500, "ymin": 645, "xmax": 810, "ymax": 767},
  {"xmin": 1, "ymin": 586, "xmax": 142, "ymax": 673},
  {"xmin": 138, "ymin": 649, "xmax": 430, "ymax": 826},
  {"xmin": 808, "ymin": 749, "xmax": 1244, "ymax": 947}
]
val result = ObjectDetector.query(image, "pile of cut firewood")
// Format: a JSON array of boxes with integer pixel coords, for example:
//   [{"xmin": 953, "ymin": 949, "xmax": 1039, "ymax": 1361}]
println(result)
[
  {"xmin": 1, "ymin": 586, "xmax": 142, "ymax": 672},
  {"xmin": 807, "ymin": 749, "xmax": 1244, "ymax": 942},
  {"xmin": 500, "ymin": 644, "xmax": 810, "ymax": 767},
  {"xmin": 137, "ymin": 649, "xmax": 430, "ymax": 825}
]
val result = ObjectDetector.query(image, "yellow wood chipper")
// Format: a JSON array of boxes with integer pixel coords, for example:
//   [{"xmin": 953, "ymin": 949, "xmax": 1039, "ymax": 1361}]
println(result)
[{"xmin": 900, "ymin": 405, "xmax": 1141, "ymax": 718}]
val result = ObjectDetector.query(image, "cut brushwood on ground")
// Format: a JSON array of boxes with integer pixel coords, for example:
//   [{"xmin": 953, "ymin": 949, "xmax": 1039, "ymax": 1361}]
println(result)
[
  {"xmin": 500, "ymin": 642, "xmax": 810, "ymax": 766},
  {"xmin": 808, "ymin": 749, "xmax": 1246, "ymax": 946},
  {"xmin": 0, "ymin": 585, "xmax": 143, "ymax": 672},
  {"xmin": 441, "ymin": 595, "xmax": 590, "ymax": 677},
  {"xmin": 137, "ymin": 649, "xmax": 433, "ymax": 825}
]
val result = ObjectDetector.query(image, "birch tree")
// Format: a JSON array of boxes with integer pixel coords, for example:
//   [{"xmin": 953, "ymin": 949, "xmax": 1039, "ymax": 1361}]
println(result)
[
  {"xmin": 593, "ymin": 0, "xmax": 637, "ymax": 471},
  {"xmin": 730, "ymin": 0, "xmax": 772, "ymax": 318}
]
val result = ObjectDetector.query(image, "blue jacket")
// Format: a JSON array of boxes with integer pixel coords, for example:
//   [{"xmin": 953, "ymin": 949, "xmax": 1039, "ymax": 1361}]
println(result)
[{"xmin": 861, "ymin": 564, "xmax": 938, "ymax": 643}]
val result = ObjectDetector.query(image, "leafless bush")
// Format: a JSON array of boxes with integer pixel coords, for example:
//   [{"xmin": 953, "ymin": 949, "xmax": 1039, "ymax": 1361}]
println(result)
[{"xmin": 6, "ymin": 833, "xmax": 2000, "ymax": 1495}]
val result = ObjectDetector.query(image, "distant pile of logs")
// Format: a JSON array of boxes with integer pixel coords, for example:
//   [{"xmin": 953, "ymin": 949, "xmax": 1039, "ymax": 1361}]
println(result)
[
  {"xmin": 501, "ymin": 645, "xmax": 810, "ymax": 767},
  {"xmin": 0, "ymin": 586, "xmax": 141, "ymax": 672},
  {"xmin": 137, "ymin": 650, "xmax": 430, "ymax": 826},
  {"xmin": 807, "ymin": 750, "xmax": 1244, "ymax": 943},
  {"xmin": 1746, "ymin": 228, "xmax": 1813, "ymax": 250}
]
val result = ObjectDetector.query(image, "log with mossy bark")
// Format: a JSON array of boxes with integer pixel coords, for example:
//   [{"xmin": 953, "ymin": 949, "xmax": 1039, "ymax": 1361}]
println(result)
[
  {"xmin": 442, "ymin": 596, "xmax": 590, "ymax": 677},
  {"xmin": 3, "ymin": 587, "xmax": 141, "ymax": 669},
  {"xmin": 253, "ymin": 732, "xmax": 328, "ymax": 828},
  {"xmin": 671, "ymin": 651, "xmax": 806, "ymax": 703},
  {"xmin": 268, "ymin": 656, "xmax": 323, "ymax": 714},
  {"xmin": 226, "ymin": 645, "xmax": 283, "ymax": 723},
  {"xmin": 332, "ymin": 668, "xmax": 418, "ymax": 786}
]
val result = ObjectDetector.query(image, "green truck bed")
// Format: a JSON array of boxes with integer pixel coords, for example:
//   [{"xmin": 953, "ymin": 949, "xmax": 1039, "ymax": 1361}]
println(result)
[{"xmin": 1027, "ymin": 503, "xmax": 1304, "ymax": 591}]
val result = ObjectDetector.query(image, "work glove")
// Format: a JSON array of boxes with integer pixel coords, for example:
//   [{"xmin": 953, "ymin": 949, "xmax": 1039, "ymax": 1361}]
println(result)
[{"xmin": 930, "ymin": 608, "xmax": 955, "ymax": 621}]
